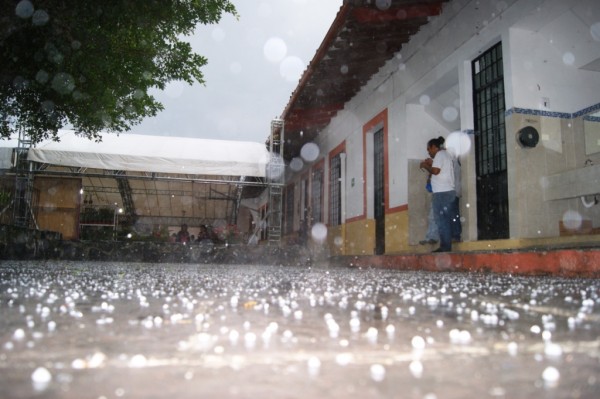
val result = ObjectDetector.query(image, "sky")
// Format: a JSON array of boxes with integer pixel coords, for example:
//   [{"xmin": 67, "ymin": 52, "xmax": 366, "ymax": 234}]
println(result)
[{"xmin": 129, "ymin": 0, "xmax": 342, "ymax": 144}]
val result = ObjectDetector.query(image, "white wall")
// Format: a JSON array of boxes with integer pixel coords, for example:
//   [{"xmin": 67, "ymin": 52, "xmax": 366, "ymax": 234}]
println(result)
[
  {"xmin": 291, "ymin": 0, "xmax": 600, "ymax": 240},
  {"xmin": 509, "ymin": 26, "xmax": 600, "ymax": 113}
]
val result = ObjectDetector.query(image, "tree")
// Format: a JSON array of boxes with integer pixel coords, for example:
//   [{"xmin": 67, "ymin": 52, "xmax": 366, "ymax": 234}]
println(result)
[{"xmin": 0, "ymin": 0, "xmax": 237, "ymax": 144}]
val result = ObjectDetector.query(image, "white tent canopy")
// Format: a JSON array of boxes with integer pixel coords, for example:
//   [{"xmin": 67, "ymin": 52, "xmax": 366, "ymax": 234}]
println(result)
[{"xmin": 4, "ymin": 130, "xmax": 269, "ymax": 177}]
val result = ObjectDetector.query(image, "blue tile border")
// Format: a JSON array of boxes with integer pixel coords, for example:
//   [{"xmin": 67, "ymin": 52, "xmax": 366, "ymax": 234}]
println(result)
[{"xmin": 506, "ymin": 102, "xmax": 600, "ymax": 119}]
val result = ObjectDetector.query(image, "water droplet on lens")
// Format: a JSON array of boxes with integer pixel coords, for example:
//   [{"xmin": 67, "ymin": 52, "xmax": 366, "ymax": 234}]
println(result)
[
  {"xmin": 300, "ymin": 142, "xmax": 320, "ymax": 162},
  {"xmin": 289, "ymin": 157, "xmax": 304, "ymax": 171},
  {"xmin": 311, "ymin": 223, "xmax": 328, "ymax": 243},
  {"xmin": 307, "ymin": 357, "xmax": 321, "ymax": 376},
  {"xmin": 542, "ymin": 366, "xmax": 560, "ymax": 386},
  {"xmin": 592, "ymin": 23, "xmax": 600, "ymax": 41},
  {"xmin": 376, "ymin": 0, "xmax": 392, "ymax": 10},
  {"xmin": 280, "ymin": 56, "xmax": 304, "ymax": 83},
  {"xmin": 370, "ymin": 363, "xmax": 386, "ymax": 382},
  {"xmin": 411, "ymin": 335, "xmax": 425, "ymax": 349},
  {"xmin": 264, "ymin": 37, "xmax": 287, "ymax": 63},
  {"xmin": 15, "ymin": 0, "xmax": 34, "ymax": 18},
  {"xmin": 409, "ymin": 360, "xmax": 423, "ymax": 378}
]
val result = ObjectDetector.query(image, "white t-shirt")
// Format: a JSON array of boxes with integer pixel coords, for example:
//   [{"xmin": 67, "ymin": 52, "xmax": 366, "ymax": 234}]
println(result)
[{"xmin": 431, "ymin": 149, "xmax": 455, "ymax": 193}]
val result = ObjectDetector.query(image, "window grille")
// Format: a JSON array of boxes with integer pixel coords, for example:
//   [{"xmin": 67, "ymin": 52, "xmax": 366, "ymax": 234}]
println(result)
[{"xmin": 329, "ymin": 153, "xmax": 342, "ymax": 226}]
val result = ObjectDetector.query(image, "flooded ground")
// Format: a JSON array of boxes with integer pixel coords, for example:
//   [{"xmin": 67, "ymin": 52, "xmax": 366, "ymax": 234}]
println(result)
[{"xmin": 0, "ymin": 260, "xmax": 599, "ymax": 399}]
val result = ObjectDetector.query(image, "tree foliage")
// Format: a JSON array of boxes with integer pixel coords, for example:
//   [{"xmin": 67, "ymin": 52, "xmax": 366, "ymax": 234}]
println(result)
[{"xmin": 0, "ymin": 0, "xmax": 237, "ymax": 143}]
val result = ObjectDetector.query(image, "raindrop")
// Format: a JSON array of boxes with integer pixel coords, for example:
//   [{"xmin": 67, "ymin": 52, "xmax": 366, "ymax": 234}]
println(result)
[
  {"xmin": 366, "ymin": 327, "xmax": 378, "ymax": 343},
  {"xmin": 13, "ymin": 76, "xmax": 28, "ymax": 89},
  {"xmin": 385, "ymin": 324, "xmax": 395, "ymax": 339},
  {"xmin": 228, "ymin": 329, "xmax": 239, "ymax": 345},
  {"xmin": 129, "ymin": 354, "xmax": 147, "ymax": 368},
  {"xmin": 545, "ymin": 343, "xmax": 563, "ymax": 358},
  {"xmin": 31, "ymin": 367, "xmax": 51, "ymax": 390},
  {"xmin": 289, "ymin": 157, "xmax": 304, "ymax": 171},
  {"xmin": 449, "ymin": 329, "xmax": 471, "ymax": 344},
  {"xmin": 36, "ymin": 70, "xmax": 49, "ymax": 84},
  {"xmin": 409, "ymin": 360, "xmax": 423, "ymax": 378},
  {"xmin": 211, "ymin": 27, "xmax": 225, "ymax": 42},
  {"xmin": 370, "ymin": 364, "xmax": 386, "ymax": 382},
  {"xmin": 591, "ymin": 22, "xmax": 600, "ymax": 42},
  {"xmin": 41, "ymin": 100, "xmax": 54, "ymax": 113},
  {"xmin": 375, "ymin": 0, "xmax": 392, "ymax": 10},
  {"xmin": 244, "ymin": 332, "xmax": 257, "ymax": 349},
  {"xmin": 340, "ymin": 65, "xmax": 349, "ymax": 74},
  {"xmin": 15, "ymin": 0, "xmax": 34, "ymax": 19},
  {"xmin": 446, "ymin": 131, "xmax": 471, "ymax": 157},
  {"xmin": 264, "ymin": 37, "xmax": 287, "ymax": 63},
  {"xmin": 562, "ymin": 210, "xmax": 582, "ymax": 230},
  {"xmin": 280, "ymin": 56, "xmax": 305, "ymax": 83},
  {"xmin": 333, "ymin": 236, "xmax": 344, "ymax": 247},
  {"xmin": 411, "ymin": 335, "xmax": 425, "ymax": 350},
  {"xmin": 542, "ymin": 366, "xmax": 560, "ymax": 386},
  {"xmin": 51, "ymin": 72, "xmax": 75, "ymax": 95},
  {"xmin": 507, "ymin": 341, "xmax": 518, "ymax": 356},
  {"xmin": 300, "ymin": 142, "xmax": 320, "ymax": 162},
  {"xmin": 13, "ymin": 328, "xmax": 25, "ymax": 340},
  {"xmin": 335, "ymin": 353, "xmax": 353, "ymax": 366},
  {"xmin": 307, "ymin": 357, "xmax": 321, "ymax": 377},
  {"xmin": 442, "ymin": 106, "xmax": 459, "ymax": 122},
  {"xmin": 419, "ymin": 95, "xmax": 431, "ymax": 105},
  {"xmin": 32, "ymin": 9, "xmax": 49, "ymax": 26},
  {"xmin": 562, "ymin": 52, "xmax": 575, "ymax": 66},
  {"xmin": 267, "ymin": 154, "xmax": 285, "ymax": 179},
  {"xmin": 311, "ymin": 223, "xmax": 328, "ymax": 243}
]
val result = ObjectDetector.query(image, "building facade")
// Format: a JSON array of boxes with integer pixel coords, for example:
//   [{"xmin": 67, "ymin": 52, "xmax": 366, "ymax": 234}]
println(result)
[{"xmin": 281, "ymin": 0, "xmax": 600, "ymax": 255}]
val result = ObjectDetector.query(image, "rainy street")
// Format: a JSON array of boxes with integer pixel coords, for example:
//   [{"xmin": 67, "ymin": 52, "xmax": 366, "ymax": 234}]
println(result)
[{"xmin": 0, "ymin": 261, "xmax": 599, "ymax": 399}]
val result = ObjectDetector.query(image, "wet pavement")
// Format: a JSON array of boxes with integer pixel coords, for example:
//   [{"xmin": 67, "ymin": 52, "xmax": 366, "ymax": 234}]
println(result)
[{"xmin": 0, "ymin": 260, "xmax": 599, "ymax": 399}]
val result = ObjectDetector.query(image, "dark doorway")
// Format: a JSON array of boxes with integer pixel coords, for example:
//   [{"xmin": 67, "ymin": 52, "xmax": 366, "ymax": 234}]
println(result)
[
  {"xmin": 472, "ymin": 42, "xmax": 509, "ymax": 239},
  {"xmin": 374, "ymin": 128, "xmax": 385, "ymax": 254}
]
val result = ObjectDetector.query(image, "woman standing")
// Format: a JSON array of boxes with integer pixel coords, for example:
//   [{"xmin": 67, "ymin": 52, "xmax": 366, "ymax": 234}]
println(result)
[{"xmin": 419, "ymin": 137, "xmax": 455, "ymax": 252}]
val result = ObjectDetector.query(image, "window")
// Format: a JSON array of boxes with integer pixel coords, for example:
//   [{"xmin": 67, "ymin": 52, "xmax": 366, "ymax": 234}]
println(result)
[
  {"xmin": 329, "ymin": 153, "xmax": 343, "ymax": 226},
  {"xmin": 311, "ymin": 167, "xmax": 323, "ymax": 224}
]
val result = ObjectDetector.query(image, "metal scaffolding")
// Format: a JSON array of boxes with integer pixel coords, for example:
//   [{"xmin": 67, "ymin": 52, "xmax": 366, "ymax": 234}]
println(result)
[
  {"xmin": 267, "ymin": 118, "xmax": 285, "ymax": 245},
  {"xmin": 3, "ymin": 130, "xmax": 279, "ymax": 243},
  {"xmin": 12, "ymin": 128, "xmax": 37, "ymax": 229}
]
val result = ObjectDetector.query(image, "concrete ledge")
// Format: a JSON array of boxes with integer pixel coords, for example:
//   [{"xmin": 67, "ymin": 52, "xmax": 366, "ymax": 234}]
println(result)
[{"xmin": 330, "ymin": 248, "xmax": 600, "ymax": 278}]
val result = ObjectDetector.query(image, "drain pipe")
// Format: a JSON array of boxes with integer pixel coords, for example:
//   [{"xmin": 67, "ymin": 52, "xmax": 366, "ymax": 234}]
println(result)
[{"xmin": 581, "ymin": 159, "xmax": 598, "ymax": 208}]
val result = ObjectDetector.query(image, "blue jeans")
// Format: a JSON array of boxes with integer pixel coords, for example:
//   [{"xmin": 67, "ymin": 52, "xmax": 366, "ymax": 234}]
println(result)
[
  {"xmin": 452, "ymin": 196, "xmax": 462, "ymax": 241},
  {"xmin": 432, "ymin": 190, "xmax": 456, "ymax": 251},
  {"xmin": 425, "ymin": 205, "xmax": 439, "ymax": 241}
]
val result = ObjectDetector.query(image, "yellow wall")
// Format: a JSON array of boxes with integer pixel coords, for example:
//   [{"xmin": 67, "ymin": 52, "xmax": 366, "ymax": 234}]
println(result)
[
  {"xmin": 326, "ymin": 224, "xmax": 345, "ymax": 256},
  {"xmin": 344, "ymin": 219, "xmax": 375, "ymax": 255},
  {"xmin": 34, "ymin": 177, "xmax": 81, "ymax": 240},
  {"xmin": 386, "ymin": 210, "xmax": 410, "ymax": 253},
  {"xmin": 326, "ymin": 209, "xmax": 411, "ymax": 256}
]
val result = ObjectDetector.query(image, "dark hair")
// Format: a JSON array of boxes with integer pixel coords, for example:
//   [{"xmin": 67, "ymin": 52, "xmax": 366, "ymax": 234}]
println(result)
[{"xmin": 427, "ymin": 136, "xmax": 445, "ymax": 149}]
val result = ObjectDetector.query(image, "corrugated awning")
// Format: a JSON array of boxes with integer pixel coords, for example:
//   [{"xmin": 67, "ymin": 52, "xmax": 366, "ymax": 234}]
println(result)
[{"xmin": 281, "ymin": 0, "xmax": 449, "ymax": 159}]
